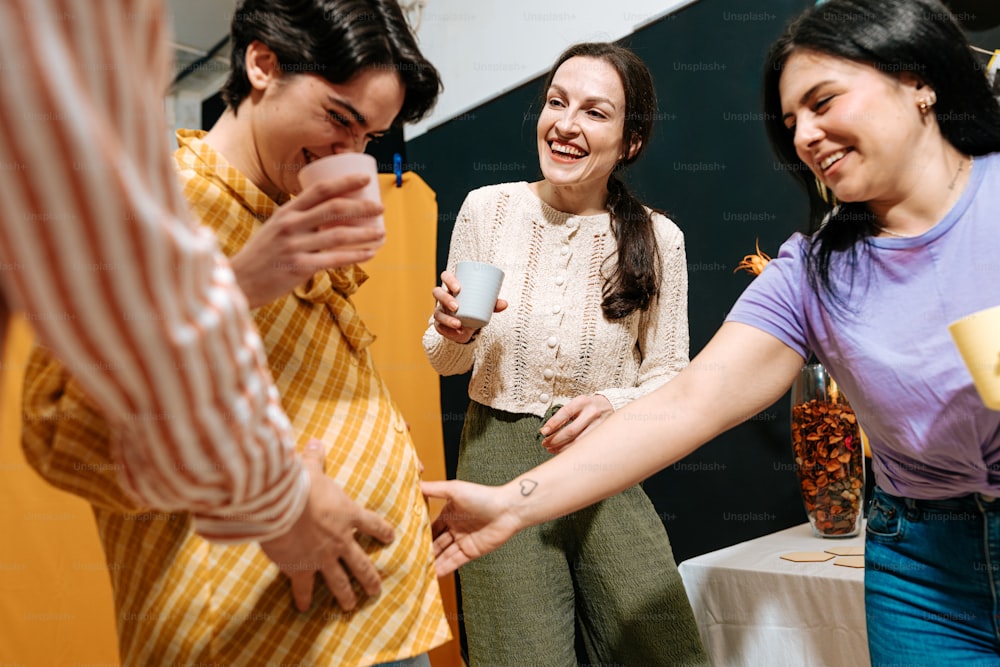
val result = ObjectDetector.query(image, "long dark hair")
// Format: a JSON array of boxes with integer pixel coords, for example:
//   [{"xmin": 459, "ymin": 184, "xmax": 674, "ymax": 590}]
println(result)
[
  {"xmin": 542, "ymin": 42, "xmax": 662, "ymax": 320},
  {"xmin": 223, "ymin": 0, "xmax": 441, "ymax": 125},
  {"xmin": 763, "ymin": 0, "xmax": 1000, "ymax": 307}
]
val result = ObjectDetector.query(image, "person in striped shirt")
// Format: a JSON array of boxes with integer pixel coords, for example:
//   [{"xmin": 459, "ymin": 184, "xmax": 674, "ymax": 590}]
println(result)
[
  {"xmin": 0, "ymin": 0, "xmax": 397, "ymax": 606},
  {"xmin": 14, "ymin": 0, "xmax": 451, "ymax": 665}
]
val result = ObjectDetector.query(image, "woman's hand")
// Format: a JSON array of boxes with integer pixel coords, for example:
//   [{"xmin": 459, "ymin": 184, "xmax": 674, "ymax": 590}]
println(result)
[
  {"xmin": 421, "ymin": 478, "xmax": 522, "ymax": 576},
  {"xmin": 231, "ymin": 176, "xmax": 386, "ymax": 309},
  {"xmin": 540, "ymin": 394, "xmax": 614, "ymax": 454},
  {"xmin": 431, "ymin": 269, "xmax": 507, "ymax": 344}
]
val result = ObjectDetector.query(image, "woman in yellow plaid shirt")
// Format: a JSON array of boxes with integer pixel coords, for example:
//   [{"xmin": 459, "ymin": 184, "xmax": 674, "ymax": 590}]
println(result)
[{"xmin": 20, "ymin": 1, "xmax": 450, "ymax": 665}]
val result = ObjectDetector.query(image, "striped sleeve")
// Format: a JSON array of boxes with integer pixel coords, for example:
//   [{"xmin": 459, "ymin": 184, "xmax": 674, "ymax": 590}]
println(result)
[{"xmin": 0, "ymin": 0, "xmax": 307, "ymax": 543}]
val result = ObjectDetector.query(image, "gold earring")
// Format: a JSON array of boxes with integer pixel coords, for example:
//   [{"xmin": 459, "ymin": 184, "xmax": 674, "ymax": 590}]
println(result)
[{"xmin": 918, "ymin": 92, "xmax": 936, "ymax": 115}]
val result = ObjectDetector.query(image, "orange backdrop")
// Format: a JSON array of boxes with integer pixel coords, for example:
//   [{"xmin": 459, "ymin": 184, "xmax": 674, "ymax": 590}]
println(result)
[{"xmin": 0, "ymin": 172, "xmax": 462, "ymax": 666}]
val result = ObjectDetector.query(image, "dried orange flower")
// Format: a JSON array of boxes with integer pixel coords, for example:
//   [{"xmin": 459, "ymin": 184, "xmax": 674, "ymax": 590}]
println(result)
[{"xmin": 734, "ymin": 238, "xmax": 772, "ymax": 277}]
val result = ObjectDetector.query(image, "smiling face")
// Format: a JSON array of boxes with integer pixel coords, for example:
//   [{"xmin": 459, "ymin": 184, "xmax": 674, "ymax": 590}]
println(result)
[
  {"xmin": 243, "ymin": 41, "xmax": 404, "ymax": 197},
  {"xmin": 536, "ymin": 56, "xmax": 633, "ymax": 207},
  {"xmin": 779, "ymin": 50, "xmax": 931, "ymax": 207}
]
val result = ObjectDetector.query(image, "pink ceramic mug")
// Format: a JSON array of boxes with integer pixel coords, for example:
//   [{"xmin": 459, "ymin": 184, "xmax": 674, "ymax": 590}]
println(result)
[{"xmin": 298, "ymin": 153, "xmax": 384, "ymax": 250}]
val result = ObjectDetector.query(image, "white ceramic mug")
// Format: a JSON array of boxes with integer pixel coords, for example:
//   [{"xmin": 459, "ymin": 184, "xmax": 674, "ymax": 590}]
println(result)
[{"xmin": 454, "ymin": 261, "xmax": 505, "ymax": 329}]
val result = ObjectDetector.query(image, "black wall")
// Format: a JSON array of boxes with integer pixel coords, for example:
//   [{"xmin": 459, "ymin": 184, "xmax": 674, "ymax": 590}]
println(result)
[{"xmin": 407, "ymin": 0, "xmax": 1000, "ymax": 564}]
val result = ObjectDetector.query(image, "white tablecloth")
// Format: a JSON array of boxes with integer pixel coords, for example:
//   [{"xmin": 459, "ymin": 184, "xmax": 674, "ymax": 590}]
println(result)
[{"xmin": 678, "ymin": 522, "xmax": 869, "ymax": 667}]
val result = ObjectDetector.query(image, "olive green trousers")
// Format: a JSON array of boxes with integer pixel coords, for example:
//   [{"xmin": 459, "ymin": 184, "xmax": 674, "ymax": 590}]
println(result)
[{"xmin": 456, "ymin": 401, "xmax": 709, "ymax": 667}]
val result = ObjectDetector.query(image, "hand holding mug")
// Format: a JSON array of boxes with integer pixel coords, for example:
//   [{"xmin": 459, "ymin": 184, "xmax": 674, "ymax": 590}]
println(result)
[
  {"xmin": 231, "ymin": 174, "xmax": 386, "ymax": 309},
  {"xmin": 432, "ymin": 262, "xmax": 507, "ymax": 343}
]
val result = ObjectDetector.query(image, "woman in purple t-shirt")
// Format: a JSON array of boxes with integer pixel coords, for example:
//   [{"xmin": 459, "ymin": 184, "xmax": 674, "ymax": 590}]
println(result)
[{"xmin": 424, "ymin": 1, "xmax": 1000, "ymax": 664}]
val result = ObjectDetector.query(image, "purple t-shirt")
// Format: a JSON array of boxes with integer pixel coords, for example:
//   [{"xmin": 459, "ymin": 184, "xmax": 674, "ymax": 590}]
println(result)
[{"xmin": 727, "ymin": 152, "xmax": 1000, "ymax": 500}]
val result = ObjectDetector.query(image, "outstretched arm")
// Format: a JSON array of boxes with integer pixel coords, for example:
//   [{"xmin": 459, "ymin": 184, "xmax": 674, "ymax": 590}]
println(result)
[{"xmin": 423, "ymin": 321, "xmax": 804, "ymax": 575}]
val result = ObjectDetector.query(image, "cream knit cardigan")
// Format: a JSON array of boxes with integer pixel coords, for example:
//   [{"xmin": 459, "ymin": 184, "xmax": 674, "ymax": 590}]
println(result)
[{"xmin": 422, "ymin": 182, "xmax": 689, "ymax": 417}]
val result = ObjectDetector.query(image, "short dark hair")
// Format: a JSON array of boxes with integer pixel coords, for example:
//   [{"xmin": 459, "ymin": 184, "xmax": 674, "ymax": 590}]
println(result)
[
  {"xmin": 222, "ymin": 0, "xmax": 441, "ymax": 125},
  {"xmin": 542, "ymin": 42, "xmax": 663, "ymax": 320},
  {"xmin": 762, "ymin": 0, "xmax": 1000, "ymax": 308}
]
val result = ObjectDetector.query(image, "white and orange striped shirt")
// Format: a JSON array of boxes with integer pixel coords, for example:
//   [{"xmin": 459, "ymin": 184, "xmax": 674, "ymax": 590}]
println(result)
[{"xmin": 0, "ymin": 0, "xmax": 308, "ymax": 541}]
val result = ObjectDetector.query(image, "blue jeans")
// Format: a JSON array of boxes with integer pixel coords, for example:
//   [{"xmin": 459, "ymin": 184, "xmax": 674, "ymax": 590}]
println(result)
[
  {"xmin": 865, "ymin": 486, "xmax": 1000, "ymax": 666},
  {"xmin": 373, "ymin": 653, "xmax": 430, "ymax": 667}
]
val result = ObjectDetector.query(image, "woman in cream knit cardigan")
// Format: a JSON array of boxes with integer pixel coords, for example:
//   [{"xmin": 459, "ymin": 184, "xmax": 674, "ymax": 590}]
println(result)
[{"xmin": 423, "ymin": 42, "xmax": 707, "ymax": 667}]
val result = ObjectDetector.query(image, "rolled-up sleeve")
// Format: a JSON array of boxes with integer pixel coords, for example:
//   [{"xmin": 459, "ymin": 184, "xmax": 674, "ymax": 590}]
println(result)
[{"xmin": 0, "ymin": 0, "xmax": 306, "ymax": 543}]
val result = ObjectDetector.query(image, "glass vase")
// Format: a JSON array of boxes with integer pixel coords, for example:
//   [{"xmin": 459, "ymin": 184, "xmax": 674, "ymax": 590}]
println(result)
[{"xmin": 790, "ymin": 363, "xmax": 865, "ymax": 538}]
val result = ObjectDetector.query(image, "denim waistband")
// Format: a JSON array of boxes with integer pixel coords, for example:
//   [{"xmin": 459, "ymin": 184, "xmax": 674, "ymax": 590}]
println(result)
[{"xmin": 874, "ymin": 486, "xmax": 1000, "ymax": 516}]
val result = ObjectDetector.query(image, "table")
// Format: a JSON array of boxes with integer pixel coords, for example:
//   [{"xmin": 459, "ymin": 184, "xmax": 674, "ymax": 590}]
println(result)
[{"xmin": 678, "ymin": 523, "xmax": 869, "ymax": 667}]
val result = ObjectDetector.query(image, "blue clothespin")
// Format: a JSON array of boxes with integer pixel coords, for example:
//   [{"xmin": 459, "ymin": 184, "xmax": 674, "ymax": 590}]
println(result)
[{"xmin": 393, "ymin": 153, "xmax": 403, "ymax": 187}]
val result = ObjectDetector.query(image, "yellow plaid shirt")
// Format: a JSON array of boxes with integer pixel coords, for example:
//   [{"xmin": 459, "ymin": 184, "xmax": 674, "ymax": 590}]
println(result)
[{"xmin": 20, "ymin": 129, "xmax": 450, "ymax": 666}]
